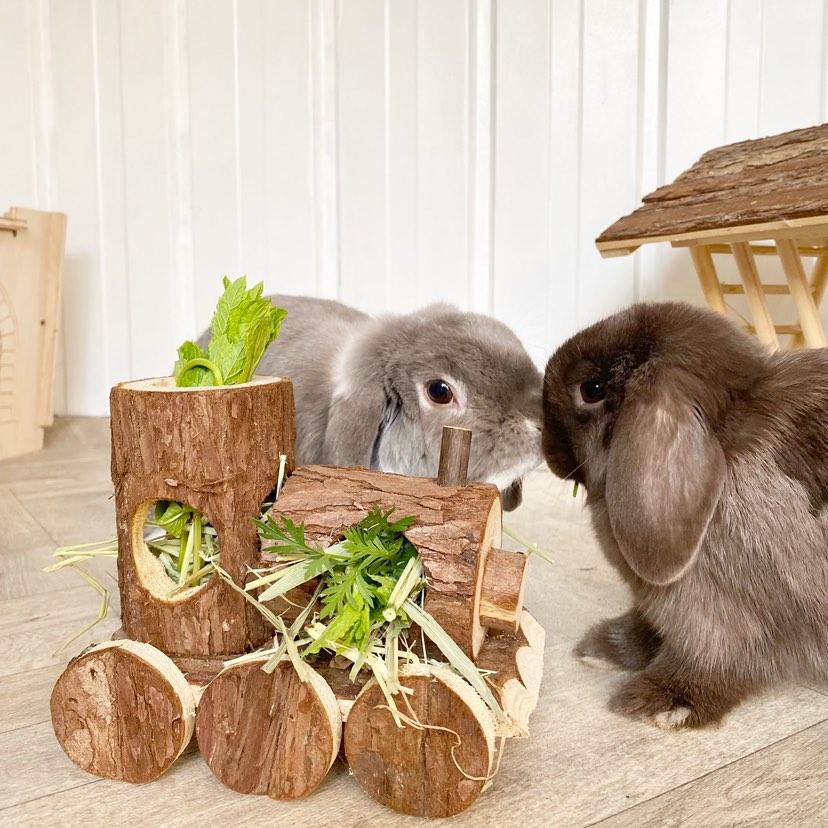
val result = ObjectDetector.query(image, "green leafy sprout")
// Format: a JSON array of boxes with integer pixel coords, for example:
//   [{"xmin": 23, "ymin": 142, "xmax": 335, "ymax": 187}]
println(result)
[
  {"xmin": 238, "ymin": 506, "xmax": 506, "ymax": 724},
  {"xmin": 174, "ymin": 275, "xmax": 287, "ymax": 387}
]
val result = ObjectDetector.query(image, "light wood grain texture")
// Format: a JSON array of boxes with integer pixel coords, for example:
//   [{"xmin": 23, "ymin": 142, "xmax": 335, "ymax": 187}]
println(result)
[
  {"xmin": 594, "ymin": 722, "xmax": 828, "ymax": 828},
  {"xmin": 790, "ymin": 255, "xmax": 828, "ymax": 347},
  {"xmin": 688, "ymin": 245, "xmax": 727, "ymax": 314},
  {"xmin": 731, "ymin": 242, "xmax": 779, "ymax": 350},
  {"xmin": 2, "ymin": 419, "xmax": 827, "ymax": 825},
  {"xmin": 479, "ymin": 547, "xmax": 528, "ymax": 633},
  {"xmin": 0, "ymin": 207, "xmax": 66, "ymax": 459},
  {"xmin": 776, "ymin": 238, "xmax": 828, "ymax": 347},
  {"xmin": 0, "ymin": 664, "xmax": 62, "ymax": 734}
]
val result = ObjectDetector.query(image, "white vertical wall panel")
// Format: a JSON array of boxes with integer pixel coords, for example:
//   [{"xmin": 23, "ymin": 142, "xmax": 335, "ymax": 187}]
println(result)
[
  {"xmin": 187, "ymin": 0, "xmax": 242, "ymax": 329},
  {"xmin": 119, "ymin": 0, "xmax": 186, "ymax": 381},
  {"xmin": 3, "ymin": 0, "xmax": 828, "ymax": 414},
  {"xmin": 262, "ymin": 1, "xmax": 316, "ymax": 298},
  {"xmin": 759, "ymin": 0, "xmax": 824, "ymax": 135},
  {"xmin": 385, "ymin": 0, "xmax": 419, "ymax": 312},
  {"xmin": 416, "ymin": 0, "xmax": 470, "ymax": 308},
  {"xmin": 337, "ymin": 0, "xmax": 388, "ymax": 310},
  {"xmin": 0, "ymin": 1, "xmax": 38, "ymax": 207},
  {"xmin": 92, "ymin": 0, "xmax": 130, "ymax": 387},
  {"xmin": 236, "ymin": 0, "xmax": 269, "ymax": 290},
  {"xmin": 578, "ymin": 0, "xmax": 641, "ymax": 324},
  {"xmin": 546, "ymin": 0, "xmax": 584, "ymax": 343},
  {"xmin": 492, "ymin": 0, "xmax": 551, "ymax": 366},
  {"xmin": 47, "ymin": 0, "xmax": 108, "ymax": 414}
]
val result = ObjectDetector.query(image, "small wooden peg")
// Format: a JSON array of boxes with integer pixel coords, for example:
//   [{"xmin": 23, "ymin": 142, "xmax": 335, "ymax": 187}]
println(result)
[{"xmin": 436, "ymin": 426, "xmax": 472, "ymax": 486}]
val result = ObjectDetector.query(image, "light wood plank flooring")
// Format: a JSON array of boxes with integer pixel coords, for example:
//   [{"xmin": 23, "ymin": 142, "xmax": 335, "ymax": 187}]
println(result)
[{"xmin": 1, "ymin": 418, "xmax": 825, "ymax": 827}]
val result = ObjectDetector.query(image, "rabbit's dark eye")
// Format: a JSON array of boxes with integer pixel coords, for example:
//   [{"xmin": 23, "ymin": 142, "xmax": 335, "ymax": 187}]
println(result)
[
  {"xmin": 426, "ymin": 380, "xmax": 454, "ymax": 405},
  {"xmin": 580, "ymin": 379, "xmax": 606, "ymax": 404}
]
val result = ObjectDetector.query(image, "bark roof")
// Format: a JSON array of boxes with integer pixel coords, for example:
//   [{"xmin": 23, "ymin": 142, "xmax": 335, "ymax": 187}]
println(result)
[{"xmin": 596, "ymin": 123, "xmax": 828, "ymax": 249}]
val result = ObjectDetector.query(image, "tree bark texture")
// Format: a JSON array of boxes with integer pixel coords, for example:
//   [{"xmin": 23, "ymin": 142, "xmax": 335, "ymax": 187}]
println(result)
[
  {"xmin": 265, "ymin": 464, "xmax": 502, "ymax": 658},
  {"xmin": 110, "ymin": 376, "xmax": 295, "ymax": 656},
  {"xmin": 344, "ymin": 663, "xmax": 495, "ymax": 817},
  {"xmin": 195, "ymin": 659, "xmax": 341, "ymax": 799},
  {"xmin": 50, "ymin": 640, "xmax": 196, "ymax": 783}
]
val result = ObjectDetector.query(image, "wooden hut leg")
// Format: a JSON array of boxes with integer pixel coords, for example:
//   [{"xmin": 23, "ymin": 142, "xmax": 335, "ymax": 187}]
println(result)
[
  {"xmin": 730, "ymin": 242, "xmax": 779, "ymax": 351},
  {"xmin": 689, "ymin": 245, "xmax": 727, "ymax": 315},
  {"xmin": 791, "ymin": 255, "xmax": 828, "ymax": 347},
  {"xmin": 777, "ymin": 240, "xmax": 827, "ymax": 348}
]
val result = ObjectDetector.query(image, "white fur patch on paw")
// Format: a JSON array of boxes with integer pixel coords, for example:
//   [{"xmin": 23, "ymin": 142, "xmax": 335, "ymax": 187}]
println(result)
[
  {"xmin": 651, "ymin": 706, "xmax": 691, "ymax": 730},
  {"xmin": 577, "ymin": 654, "xmax": 618, "ymax": 671}
]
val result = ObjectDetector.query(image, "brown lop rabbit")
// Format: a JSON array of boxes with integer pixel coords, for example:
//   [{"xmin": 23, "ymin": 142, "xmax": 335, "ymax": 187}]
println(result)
[{"xmin": 542, "ymin": 301, "xmax": 828, "ymax": 729}]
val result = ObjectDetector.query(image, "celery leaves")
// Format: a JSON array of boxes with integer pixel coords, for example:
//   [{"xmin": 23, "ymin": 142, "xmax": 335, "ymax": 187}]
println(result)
[{"xmin": 174, "ymin": 275, "xmax": 287, "ymax": 387}]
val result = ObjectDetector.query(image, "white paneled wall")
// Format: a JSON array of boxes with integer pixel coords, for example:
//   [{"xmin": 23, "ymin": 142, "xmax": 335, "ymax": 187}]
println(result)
[{"xmin": 2, "ymin": 0, "xmax": 828, "ymax": 415}]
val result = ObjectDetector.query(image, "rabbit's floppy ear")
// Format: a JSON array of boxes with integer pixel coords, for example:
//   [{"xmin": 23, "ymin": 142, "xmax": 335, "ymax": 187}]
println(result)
[
  {"xmin": 323, "ymin": 387, "xmax": 386, "ymax": 468},
  {"xmin": 605, "ymin": 372, "xmax": 725, "ymax": 586},
  {"xmin": 323, "ymin": 374, "xmax": 402, "ymax": 468}
]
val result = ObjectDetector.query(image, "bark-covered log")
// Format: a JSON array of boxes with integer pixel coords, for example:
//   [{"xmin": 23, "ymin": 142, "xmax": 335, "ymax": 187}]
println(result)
[
  {"xmin": 110, "ymin": 376, "xmax": 295, "ymax": 656},
  {"xmin": 344, "ymin": 663, "xmax": 496, "ymax": 817},
  {"xmin": 196, "ymin": 658, "xmax": 341, "ymax": 799},
  {"xmin": 50, "ymin": 641, "xmax": 196, "ymax": 782},
  {"xmin": 479, "ymin": 548, "xmax": 528, "ymax": 633},
  {"xmin": 265, "ymin": 465, "xmax": 501, "ymax": 657}
]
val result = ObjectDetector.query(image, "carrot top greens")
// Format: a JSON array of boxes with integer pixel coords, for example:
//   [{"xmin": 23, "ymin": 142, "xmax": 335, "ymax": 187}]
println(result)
[{"xmin": 239, "ymin": 506, "xmax": 505, "ymax": 724}]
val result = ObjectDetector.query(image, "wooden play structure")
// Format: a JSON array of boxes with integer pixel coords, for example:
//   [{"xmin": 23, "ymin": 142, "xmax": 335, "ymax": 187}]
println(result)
[
  {"xmin": 50, "ymin": 376, "xmax": 544, "ymax": 818},
  {"xmin": 0, "ymin": 207, "xmax": 66, "ymax": 459},
  {"xmin": 597, "ymin": 124, "xmax": 828, "ymax": 351}
]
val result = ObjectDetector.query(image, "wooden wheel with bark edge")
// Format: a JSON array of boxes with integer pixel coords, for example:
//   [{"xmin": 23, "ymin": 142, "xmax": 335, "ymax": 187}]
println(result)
[
  {"xmin": 195, "ymin": 658, "xmax": 341, "ymax": 800},
  {"xmin": 344, "ymin": 663, "xmax": 496, "ymax": 817},
  {"xmin": 50, "ymin": 640, "xmax": 196, "ymax": 783}
]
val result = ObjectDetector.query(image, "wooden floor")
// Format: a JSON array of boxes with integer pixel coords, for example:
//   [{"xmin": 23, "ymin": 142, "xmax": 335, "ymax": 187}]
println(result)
[{"xmin": 1, "ymin": 418, "xmax": 826, "ymax": 827}]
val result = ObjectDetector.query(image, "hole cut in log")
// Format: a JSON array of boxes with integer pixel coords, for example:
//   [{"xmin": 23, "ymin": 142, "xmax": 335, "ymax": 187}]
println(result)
[
  {"xmin": 50, "ymin": 641, "xmax": 196, "ymax": 783},
  {"xmin": 195, "ymin": 658, "xmax": 341, "ymax": 800},
  {"xmin": 110, "ymin": 375, "xmax": 295, "ymax": 656},
  {"xmin": 266, "ymin": 465, "xmax": 501, "ymax": 657},
  {"xmin": 344, "ymin": 663, "xmax": 496, "ymax": 817}
]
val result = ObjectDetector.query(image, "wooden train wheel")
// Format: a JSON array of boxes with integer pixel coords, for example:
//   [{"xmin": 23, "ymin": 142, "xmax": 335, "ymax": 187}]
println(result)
[
  {"xmin": 50, "ymin": 640, "xmax": 196, "ymax": 783},
  {"xmin": 195, "ymin": 658, "xmax": 341, "ymax": 800},
  {"xmin": 344, "ymin": 663, "xmax": 496, "ymax": 817}
]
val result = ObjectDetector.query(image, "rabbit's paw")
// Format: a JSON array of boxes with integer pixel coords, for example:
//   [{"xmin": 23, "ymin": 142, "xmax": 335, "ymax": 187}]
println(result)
[
  {"xmin": 609, "ymin": 669, "xmax": 738, "ymax": 730},
  {"xmin": 574, "ymin": 609, "xmax": 661, "ymax": 671},
  {"xmin": 609, "ymin": 672, "xmax": 696, "ymax": 729}
]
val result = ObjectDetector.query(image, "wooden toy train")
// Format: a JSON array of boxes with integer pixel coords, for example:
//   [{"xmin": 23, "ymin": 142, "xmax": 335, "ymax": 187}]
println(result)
[{"xmin": 49, "ymin": 376, "xmax": 545, "ymax": 818}]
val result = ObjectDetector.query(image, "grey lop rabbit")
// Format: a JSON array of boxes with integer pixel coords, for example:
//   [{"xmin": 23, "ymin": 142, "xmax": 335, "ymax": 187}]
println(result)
[
  {"xmin": 542, "ymin": 301, "xmax": 828, "ymax": 728},
  {"xmin": 201, "ymin": 295, "xmax": 543, "ymax": 510}
]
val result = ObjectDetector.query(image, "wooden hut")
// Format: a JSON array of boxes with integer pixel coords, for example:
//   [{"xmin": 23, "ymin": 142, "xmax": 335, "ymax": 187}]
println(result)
[{"xmin": 596, "ymin": 124, "xmax": 828, "ymax": 351}]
